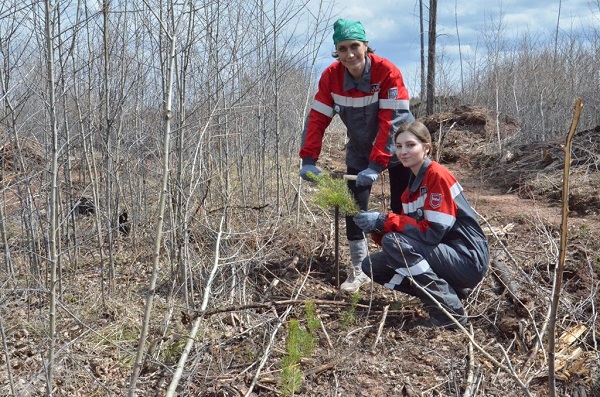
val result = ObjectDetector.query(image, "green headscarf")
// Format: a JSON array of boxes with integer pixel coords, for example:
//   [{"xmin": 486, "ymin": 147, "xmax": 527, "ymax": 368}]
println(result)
[{"xmin": 332, "ymin": 19, "xmax": 368, "ymax": 45}]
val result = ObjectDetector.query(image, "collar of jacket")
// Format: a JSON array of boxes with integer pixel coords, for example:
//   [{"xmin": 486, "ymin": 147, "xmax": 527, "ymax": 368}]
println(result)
[
  {"xmin": 343, "ymin": 54, "xmax": 373, "ymax": 92},
  {"xmin": 408, "ymin": 157, "xmax": 433, "ymax": 192}
]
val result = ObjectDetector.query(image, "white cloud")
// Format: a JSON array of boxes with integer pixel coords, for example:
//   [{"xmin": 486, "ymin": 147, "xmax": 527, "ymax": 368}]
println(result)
[{"xmin": 313, "ymin": 0, "xmax": 600, "ymax": 93}]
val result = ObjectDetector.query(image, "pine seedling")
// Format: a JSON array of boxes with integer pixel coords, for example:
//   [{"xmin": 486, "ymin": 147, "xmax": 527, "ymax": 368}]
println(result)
[
  {"xmin": 304, "ymin": 301, "xmax": 321, "ymax": 337},
  {"xmin": 281, "ymin": 365, "xmax": 303, "ymax": 396},
  {"xmin": 282, "ymin": 319, "xmax": 309, "ymax": 396},
  {"xmin": 309, "ymin": 172, "xmax": 359, "ymax": 215},
  {"xmin": 341, "ymin": 291, "xmax": 362, "ymax": 329},
  {"xmin": 281, "ymin": 305, "xmax": 321, "ymax": 397}
]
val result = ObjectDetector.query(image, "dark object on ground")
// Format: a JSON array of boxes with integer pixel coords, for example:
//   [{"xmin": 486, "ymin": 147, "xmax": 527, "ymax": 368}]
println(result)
[
  {"xmin": 74, "ymin": 197, "xmax": 95, "ymax": 216},
  {"xmin": 118, "ymin": 211, "xmax": 130, "ymax": 236},
  {"xmin": 407, "ymin": 309, "xmax": 468, "ymax": 330},
  {"xmin": 456, "ymin": 287, "xmax": 471, "ymax": 300}
]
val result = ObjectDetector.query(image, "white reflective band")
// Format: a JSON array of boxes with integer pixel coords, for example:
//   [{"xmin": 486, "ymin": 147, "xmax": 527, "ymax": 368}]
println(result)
[
  {"xmin": 384, "ymin": 259, "xmax": 431, "ymax": 289},
  {"xmin": 332, "ymin": 92, "xmax": 378, "ymax": 107},
  {"xmin": 379, "ymin": 99, "xmax": 410, "ymax": 110},
  {"xmin": 450, "ymin": 181, "xmax": 463, "ymax": 198},
  {"xmin": 397, "ymin": 259, "xmax": 430, "ymax": 277},
  {"xmin": 312, "ymin": 100, "xmax": 334, "ymax": 117},
  {"xmin": 424, "ymin": 209, "xmax": 455, "ymax": 227},
  {"xmin": 403, "ymin": 195, "xmax": 426, "ymax": 214},
  {"xmin": 384, "ymin": 273, "xmax": 403, "ymax": 289}
]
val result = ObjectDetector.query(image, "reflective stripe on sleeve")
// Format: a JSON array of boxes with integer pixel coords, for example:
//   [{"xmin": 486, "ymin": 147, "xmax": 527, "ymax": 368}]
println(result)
[
  {"xmin": 379, "ymin": 98, "xmax": 410, "ymax": 110},
  {"xmin": 312, "ymin": 100, "xmax": 334, "ymax": 117},
  {"xmin": 450, "ymin": 181, "xmax": 463, "ymax": 198},
  {"xmin": 424, "ymin": 210, "xmax": 455, "ymax": 227}
]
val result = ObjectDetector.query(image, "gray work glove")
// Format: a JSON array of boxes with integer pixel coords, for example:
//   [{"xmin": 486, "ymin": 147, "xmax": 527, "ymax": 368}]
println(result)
[
  {"xmin": 353, "ymin": 211, "xmax": 386, "ymax": 233},
  {"xmin": 356, "ymin": 167, "xmax": 379, "ymax": 187},
  {"xmin": 299, "ymin": 164, "xmax": 322, "ymax": 182}
]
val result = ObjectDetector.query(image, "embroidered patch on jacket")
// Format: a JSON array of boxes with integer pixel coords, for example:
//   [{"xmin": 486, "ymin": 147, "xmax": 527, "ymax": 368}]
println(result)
[
  {"xmin": 371, "ymin": 84, "xmax": 380, "ymax": 93},
  {"xmin": 388, "ymin": 87, "xmax": 398, "ymax": 99},
  {"xmin": 429, "ymin": 193, "xmax": 442, "ymax": 208}
]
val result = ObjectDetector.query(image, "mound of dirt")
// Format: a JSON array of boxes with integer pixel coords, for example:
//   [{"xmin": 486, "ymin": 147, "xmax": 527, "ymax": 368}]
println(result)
[
  {"xmin": 415, "ymin": 105, "xmax": 600, "ymax": 216},
  {"xmin": 473, "ymin": 124, "xmax": 600, "ymax": 215},
  {"xmin": 421, "ymin": 105, "xmax": 520, "ymax": 163}
]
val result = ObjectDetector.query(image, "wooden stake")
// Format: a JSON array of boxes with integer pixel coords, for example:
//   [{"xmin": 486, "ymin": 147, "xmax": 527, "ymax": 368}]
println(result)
[
  {"xmin": 334, "ymin": 205, "xmax": 340, "ymax": 288},
  {"xmin": 548, "ymin": 97, "xmax": 583, "ymax": 397}
]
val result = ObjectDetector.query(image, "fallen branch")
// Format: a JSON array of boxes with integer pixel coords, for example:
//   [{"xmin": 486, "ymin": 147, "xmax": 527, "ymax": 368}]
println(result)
[
  {"xmin": 463, "ymin": 324, "xmax": 476, "ymax": 397},
  {"xmin": 185, "ymin": 298, "xmax": 412, "ymax": 322},
  {"xmin": 489, "ymin": 251, "xmax": 523, "ymax": 305},
  {"xmin": 319, "ymin": 315, "xmax": 334, "ymax": 350},
  {"xmin": 371, "ymin": 304, "xmax": 389, "ymax": 352},
  {"xmin": 303, "ymin": 362, "xmax": 336, "ymax": 377}
]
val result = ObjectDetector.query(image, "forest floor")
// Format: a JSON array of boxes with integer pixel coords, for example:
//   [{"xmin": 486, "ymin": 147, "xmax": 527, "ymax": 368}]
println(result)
[
  {"xmin": 238, "ymin": 105, "xmax": 600, "ymax": 397},
  {"xmin": 1, "ymin": 105, "xmax": 599, "ymax": 396}
]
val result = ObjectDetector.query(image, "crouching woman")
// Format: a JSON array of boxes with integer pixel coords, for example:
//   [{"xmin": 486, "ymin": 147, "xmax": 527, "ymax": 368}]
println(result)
[{"xmin": 353, "ymin": 121, "xmax": 489, "ymax": 329}]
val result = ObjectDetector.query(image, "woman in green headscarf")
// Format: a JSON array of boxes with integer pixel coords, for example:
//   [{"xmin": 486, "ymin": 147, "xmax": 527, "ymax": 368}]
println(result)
[{"xmin": 299, "ymin": 19, "xmax": 415, "ymax": 292}]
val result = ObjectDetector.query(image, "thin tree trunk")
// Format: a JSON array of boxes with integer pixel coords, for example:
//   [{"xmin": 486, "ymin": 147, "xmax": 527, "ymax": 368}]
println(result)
[
  {"xmin": 426, "ymin": 0, "xmax": 437, "ymax": 115},
  {"xmin": 166, "ymin": 206, "xmax": 228, "ymax": 396},
  {"xmin": 43, "ymin": 0, "xmax": 59, "ymax": 392},
  {"xmin": 548, "ymin": 97, "xmax": 583, "ymax": 397},
  {"xmin": 102, "ymin": 0, "xmax": 116, "ymax": 295},
  {"xmin": 0, "ymin": 202, "xmax": 11, "ymax": 275},
  {"xmin": 0, "ymin": 316, "xmax": 16, "ymax": 396},
  {"xmin": 56, "ymin": 6, "xmax": 77, "ymax": 288},
  {"xmin": 419, "ymin": 0, "xmax": 426, "ymax": 102},
  {"xmin": 273, "ymin": 0, "xmax": 281, "ymax": 213},
  {"xmin": 553, "ymin": 0, "xmax": 562, "ymax": 66},
  {"xmin": 128, "ymin": 1, "xmax": 189, "ymax": 393},
  {"xmin": 454, "ymin": 0, "xmax": 464, "ymax": 94},
  {"xmin": 174, "ymin": 0, "xmax": 195, "ymax": 306}
]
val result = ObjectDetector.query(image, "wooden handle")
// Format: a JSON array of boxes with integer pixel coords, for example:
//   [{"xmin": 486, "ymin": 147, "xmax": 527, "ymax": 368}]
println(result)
[{"xmin": 343, "ymin": 174, "xmax": 357, "ymax": 180}]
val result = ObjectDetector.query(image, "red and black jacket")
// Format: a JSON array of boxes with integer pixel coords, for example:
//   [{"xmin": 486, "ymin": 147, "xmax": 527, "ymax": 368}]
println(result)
[
  {"xmin": 374, "ymin": 158, "xmax": 489, "ymax": 269},
  {"xmin": 300, "ymin": 53, "xmax": 413, "ymax": 172}
]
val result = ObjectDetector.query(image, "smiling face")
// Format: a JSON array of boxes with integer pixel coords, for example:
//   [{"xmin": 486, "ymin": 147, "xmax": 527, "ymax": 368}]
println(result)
[
  {"xmin": 335, "ymin": 40, "xmax": 368, "ymax": 80},
  {"xmin": 395, "ymin": 131, "xmax": 431, "ymax": 175}
]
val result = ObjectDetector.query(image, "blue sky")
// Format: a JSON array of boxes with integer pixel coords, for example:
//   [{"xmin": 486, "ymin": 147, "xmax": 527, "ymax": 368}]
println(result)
[{"xmin": 316, "ymin": 0, "xmax": 600, "ymax": 94}]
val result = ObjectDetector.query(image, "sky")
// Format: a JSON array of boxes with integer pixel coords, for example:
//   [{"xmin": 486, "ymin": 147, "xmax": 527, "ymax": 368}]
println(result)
[{"xmin": 316, "ymin": 0, "xmax": 600, "ymax": 95}]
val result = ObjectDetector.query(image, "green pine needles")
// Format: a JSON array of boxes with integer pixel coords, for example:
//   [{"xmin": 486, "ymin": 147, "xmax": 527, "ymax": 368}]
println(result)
[
  {"xmin": 281, "ymin": 302, "xmax": 320, "ymax": 396},
  {"xmin": 341, "ymin": 291, "xmax": 362, "ymax": 330},
  {"xmin": 309, "ymin": 172, "xmax": 359, "ymax": 215}
]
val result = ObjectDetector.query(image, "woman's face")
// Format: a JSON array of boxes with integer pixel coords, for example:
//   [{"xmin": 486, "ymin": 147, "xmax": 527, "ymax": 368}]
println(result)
[
  {"xmin": 395, "ymin": 131, "xmax": 429, "ymax": 174},
  {"xmin": 335, "ymin": 40, "xmax": 368, "ymax": 80}
]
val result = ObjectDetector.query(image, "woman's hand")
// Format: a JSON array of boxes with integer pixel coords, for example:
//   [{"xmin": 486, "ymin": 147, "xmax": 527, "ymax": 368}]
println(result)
[{"xmin": 353, "ymin": 211, "xmax": 386, "ymax": 233}]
